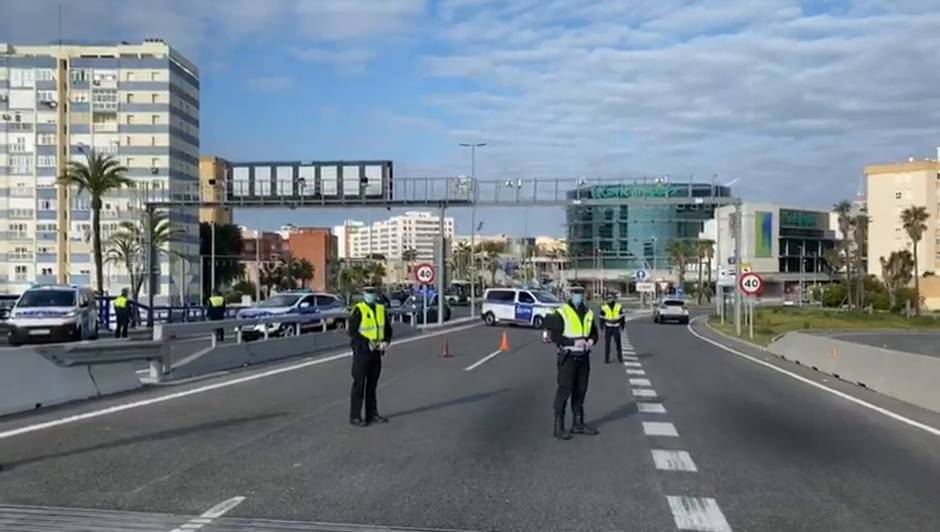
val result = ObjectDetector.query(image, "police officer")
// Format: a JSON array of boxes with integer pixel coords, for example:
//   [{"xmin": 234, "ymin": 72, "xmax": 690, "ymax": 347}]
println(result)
[
  {"xmin": 347, "ymin": 286, "xmax": 394, "ymax": 427},
  {"xmin": 207, "ymin": 290, "xmax": 226, "ymax": 341},
  {"xmin": 544, "ymin": 286, "xmax": 599, "ymax": 440},
  {"xmin": 113, "ymin": 288, "xmax": 131, "ymax": 338},
  {"xmin": 600, "ymin": 292, "xmax": 624, "ymax": 364}
]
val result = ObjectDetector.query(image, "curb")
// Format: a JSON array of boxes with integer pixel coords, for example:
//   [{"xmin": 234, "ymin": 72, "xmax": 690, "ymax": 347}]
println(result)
[{"xmin": 699, "ymin": 315, "xmax": 770, "ymax": 352}]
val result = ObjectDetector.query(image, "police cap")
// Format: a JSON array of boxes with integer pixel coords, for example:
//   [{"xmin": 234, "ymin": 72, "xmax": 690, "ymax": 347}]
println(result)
[{"xmin": 569, "ymin": 286, "xmax": 585, "ymax": 294}]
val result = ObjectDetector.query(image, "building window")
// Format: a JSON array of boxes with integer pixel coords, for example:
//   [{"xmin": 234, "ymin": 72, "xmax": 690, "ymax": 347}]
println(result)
[
  {"xmin": 126, "ymin": 93, "xmax": 134, "ymax": 103},
  {"xmin": 151, "ymin": 71, "xmax": 159, "ymax": 81},
  {"xmin": 895, "ymin": 191, "xmax": 903, "ymax": 200},
  {"xmin": 125, "ymin": 136, "xmax": 132, "ymax": 146},
  {"xmin": 151, "ymin": 114, "xmax": 160, "ymax": 125},
  {"xmin": 127, "ymin": 72, "xmax": 136, "ymax": 82},
  {"xmin": 14, "ymin": 265, "xmax": 28, "ymax": 281},
  {"xmin": 151, "ymin": 93, "xmax": 159, "ymax": 103},
  {"xmin": 126, "ymin": 114, "xmax": 134, "ymax": 124},
  {"xmin": 71, "ymin": 91, "xmax": 89, "ymax": 103},
  {"xmin": 10, "ymin": 155, "xmax": 32, "ymax": 173},
  {"xmin": 39, "ymin": 199, "xmax": 53, "ymax": 209},
  {"xmin": 37, "ymin": 223, "xmax": 57, "ymax": 232},
  {"xmin": 150, "ymin": 136, "xmax": 156, "ymax": 146},
  {"xmin": 36, "ymin": 69, "xmax": 54, "ymax": 81},
  {"xmin": 126, "ymin": 157, "xmax": 135, "ymax": 167},
  {"xmin": 151, "ymin": 157, "xmax": 160, "ymax": 168},
  {"xmin": 11, "ymin": 137, "xmax": 26, "ymax": 153},
  {"xmin": 38, "ymin": 133, "xmax": 57, "ymax": 145},
  {"xmin": 37, "ymin": 91, "xmax": 55, "ymax": 102},
  {"xmin": 38, "ymin": 154, "xmax": 57, "ymax": 167},
  {"xmin": 41, "ymin": 267, "xmax": 53, "ymax": 276}
]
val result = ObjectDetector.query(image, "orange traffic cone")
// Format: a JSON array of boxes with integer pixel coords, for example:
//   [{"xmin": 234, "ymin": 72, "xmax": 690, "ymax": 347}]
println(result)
[
  {"xmin": 441, "ymin": 337, "xmax": 453, "ymax": 358},
  {"xmin": 499, "ymin": 331, "xmax": 511, "ymax": 352}
]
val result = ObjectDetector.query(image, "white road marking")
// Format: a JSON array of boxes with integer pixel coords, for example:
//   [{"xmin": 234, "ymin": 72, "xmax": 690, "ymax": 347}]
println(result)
[
  {"xmin": 623, "ymin": 355, "xmax": 639, "ymax": 361},
  {"xmin": 643, "ymin": 421, "xmax": 678, "ymax": 436},
  {"xmin": 637, "ymin": 402, "xmax": 667, "ymax": 414},
  {"xmin": 170, "ymin": 496, "xmax": 245, "ymax": 531},
  {"xmin": 626, "ymin": 368, "xmax": 646, "ymax": 375},
  {"xmin": 629, "ymin": 378, "xmax": 652, "ymax": 387},
  {"xmin": 667, "ymin": 496, "xmax": 732, "ymax": 532},
  {"xmin": 688, "ymin": 317, "xmax": 940, "ymax": 438},
  {"xmin": 651, "ymin": 449, "xmax": 698, "ymax": 472},
  {"xmin": 633, "ymin": 388, "xmax": 658, "ymax": 398},
  {"xmin": 464, "ymin": 348, "xmax": 505, "ymax": 372},
  {"xmin": 624, "ymin": 361, "xmax": 642, "ymax": 367},
  {"xmin": 0, "ymin": 322, "xmax": 483, "ymax": 441}
]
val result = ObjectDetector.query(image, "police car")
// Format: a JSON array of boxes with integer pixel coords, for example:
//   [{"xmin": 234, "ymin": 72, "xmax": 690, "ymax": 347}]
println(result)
[
  {"xmin": 7, "ymin": 284, "xmax": 99, "ymax": 345},
  {"xmin": 236, "ymin": 290, "xmax": 346, "ymax": 340},
  {"xmin": 481, "ymin": 288, "xmax": 562, "ymax": 328}
]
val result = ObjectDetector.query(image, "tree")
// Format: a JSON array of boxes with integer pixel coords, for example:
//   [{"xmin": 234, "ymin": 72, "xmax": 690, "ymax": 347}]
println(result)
[
  {"xmin": 485, "ymin": 251, "xmax": 501, "ymax": 286},
  {"xmin": 901, "ymin": 205, "xmax": 930, "ymax": 315},
  {"xmin": 259, "ymin": 261, "xmax": 284, "ymax": 297},
  {"xmin": 59, "ymin": 150, "xmax": 133, "ymax": 294},
  {"xmin": 453, "ymin": 242, "xmax": 472, "ymax": 280},
  {"xmin": 695, "ymin": 239, "xmax": 714, "ymax": 304},
  {"xmin": 880, "ymin": 250, "xmax": 914, "ymax": 311},
  {"xmin": 291, "ymin": 258, "xmax": 315, "ymax": 288},
  {"xmin": 666, "ymin": 240, "xmax": 694, "ymax": 287},
  {"xmin": 834, "ymin": 201, "xmax": 856, "ymax": 309},
  {"xmin": 822, "ymin": 247, "xmax": 844, "ymax": 281},
  {"xmin": 199, "ymin": 223, "xmax": 245, "ymax": 294},
  {"xmin": 853, "ymin": 214, "xmax": 869, "ymax": 308}
]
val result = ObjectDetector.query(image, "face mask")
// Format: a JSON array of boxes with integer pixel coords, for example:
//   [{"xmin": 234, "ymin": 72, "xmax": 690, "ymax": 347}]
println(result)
[
  {"xmin": 608, "ymin": 299, "xmax": 616, "ymax": 305},
  {"xmin": 571, "ymin": 294, "xmax": 584, "ymax": 306},
  {"xmin": 363, "ymin": 293, "xmax": 376, "ymax": 304}
]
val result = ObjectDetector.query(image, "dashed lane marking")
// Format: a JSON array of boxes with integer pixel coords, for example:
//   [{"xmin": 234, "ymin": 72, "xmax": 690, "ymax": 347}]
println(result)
[
  {"xmin": 643, "ymin": 421, "xmax": 679, "ymax": 437},
  {"xmin": 0, "ymin": 322, "xmax": 483, "ymax": 441},
  {"xmin": 651, "ymin": 450, "xmax": 698, "ymax": 472},
  {"xmin": 629, "ymin": 378, "xmax": 652, "ymax": 387},
  {"xmin": 463, "ymin": 348, "xmax": 505, "ymax": 372},
  {"xmin": 688, "ymin": 317, "xmax": 940, "ymax": 439},
  {"xmin": 169, "ymin": 496, "xmax": 245, "ymax": 532},
  {"xmin": 626, "ymin": 368, "xmax": 646, "ymax": 375},
  {"xmin": 666, "ymin": 496, "xmax": 732, "ymax": 532},
  {"xmin": 637, "ymin": 402, "xmax": 667, "ymax": 414},
  {"xmin": 632, "ymin": 388, "xmax": 658, "ymax": 398}
]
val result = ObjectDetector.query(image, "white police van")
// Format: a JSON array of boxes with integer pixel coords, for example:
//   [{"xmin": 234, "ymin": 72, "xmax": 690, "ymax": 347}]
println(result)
[
  {"xmin": 7, "ymin": 284, "xmax": 99, "ymax": 345},
  {"xmin": 481, "ymin": 288, "xmax": 562, "ymax": 328}
]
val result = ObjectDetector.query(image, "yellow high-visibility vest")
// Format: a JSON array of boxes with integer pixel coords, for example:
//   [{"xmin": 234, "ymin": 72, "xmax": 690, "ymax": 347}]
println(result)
[
  {"xmin": 356, "ymin": 301, "xmax": 386, "ymax": 342},
  {"xmin": 601, "ymin": 302, "xmax": 622, "ymax": 320},
  {"xmin": 209, "ymin": 296, "xmax": 225, "ymax": 307},
  {"xmin": 114, "ymin": 295, "xmax": 129, "ymax": 309},
  {"xmin": 558, "ymin": 303, "xmax": 594, "ymax": 340}
]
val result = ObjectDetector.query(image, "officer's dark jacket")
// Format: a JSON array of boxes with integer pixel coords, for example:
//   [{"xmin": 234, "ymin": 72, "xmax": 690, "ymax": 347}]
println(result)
[
  {"xmin": 347, "ymin": 303, "xmax": 394, "ymax": 349},
  {"xmin": 543, "ymin": 301, "xmax": 599, "ymax": 347}
]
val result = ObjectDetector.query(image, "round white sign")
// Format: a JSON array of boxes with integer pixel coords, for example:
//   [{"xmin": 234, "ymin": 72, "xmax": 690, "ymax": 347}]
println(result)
[
  {"xmin": 415, "ymin": 263, "xmax": 436, "ymax": 285},
  {"xmin": 739, "ymin": 272, "xmax": 763, "ymax": 295}
]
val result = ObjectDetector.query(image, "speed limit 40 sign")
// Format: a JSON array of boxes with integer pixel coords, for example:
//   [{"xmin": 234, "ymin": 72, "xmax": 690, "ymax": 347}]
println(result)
[
  {"xmin": 414, "ymin": 263, "xmax": 436, "ymax": 285},
  {"xmin": 739, "ymin": 272, "xmax": 763, "ymax": 296}
]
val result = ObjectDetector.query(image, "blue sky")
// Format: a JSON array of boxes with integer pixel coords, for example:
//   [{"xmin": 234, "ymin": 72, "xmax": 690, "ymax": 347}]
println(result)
[{"xmin": 4, "ymin": 0, "xmax": 940, "ymax": 236}]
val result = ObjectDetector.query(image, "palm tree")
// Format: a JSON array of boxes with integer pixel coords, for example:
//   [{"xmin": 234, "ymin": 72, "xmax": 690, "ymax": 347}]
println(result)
[
  {"xmin": 486, "ymin": 251, "xmax": 501, "ymax": 286},
  {"xmin": 833, "ymin": 201, "xmax": 855, "ymax": 309},
  {"xmin": 259, "ymin": 261, "xmax": 284, "ymax": 297},
  {"xmin": 59, "ymin": 150, "xmax": 133, "ymax": 294},
  {"xmin": 666, "ymin": 240, "xmax": 693, "ymax": 288},
  {"xmin": 453, "ymin": 242, "xmax": 472, "ymax": 280},
  {"xmin": 901, "ymin": 205, "xmax": 929, "ymax": 315},
  {"xmin": 853, "ymin": 214, "xmax": 869, "ymax": 308},
  {"xmin": 696, "ymin": 239, "xmax": 715, "ymax": 304},
  {"xmin": 292, "ymin": 258, "xmax": 315, "ymax": 288}
]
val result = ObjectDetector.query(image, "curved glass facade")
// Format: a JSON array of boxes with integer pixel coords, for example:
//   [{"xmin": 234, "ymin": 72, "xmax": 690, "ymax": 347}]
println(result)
[{"xmin": 566, "ymin": 183, "xmax": 732, "ymax": 270}]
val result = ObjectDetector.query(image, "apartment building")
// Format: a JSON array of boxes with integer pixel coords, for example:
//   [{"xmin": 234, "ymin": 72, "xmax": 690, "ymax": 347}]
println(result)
[
  {"xmin": 0, "ymin": 39, "xmax": 200, "ymax": 299},
  {"xmin": 340, "ymin": 211, "xmax": 454, "ymax": 261},
  {"xmin": 287, "ymin": 227, "xmax": 338, "ymax": 291},
  {"xmin": 866, "ymin": 154, "xmax": 940, "ymax": 278}
]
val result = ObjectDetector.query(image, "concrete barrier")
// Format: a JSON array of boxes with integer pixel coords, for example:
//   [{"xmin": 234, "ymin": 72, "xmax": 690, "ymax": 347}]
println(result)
[
  {"xmin": 768, "ymin": 332, "xmax": 940, "ymax": 413},
  {"xmin": 168, "ymin": 322, "xmax": 419, "ymax": 380}
]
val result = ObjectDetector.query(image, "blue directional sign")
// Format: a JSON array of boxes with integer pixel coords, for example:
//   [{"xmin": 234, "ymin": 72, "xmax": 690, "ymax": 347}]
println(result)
[{"xmin": 635, "ymin": 270, "xmax": 649, "ymax": 280}]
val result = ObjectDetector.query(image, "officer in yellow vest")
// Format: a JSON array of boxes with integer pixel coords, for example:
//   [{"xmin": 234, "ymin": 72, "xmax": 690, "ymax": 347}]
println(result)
[
  {"xmin": 600, "ymin": 292, "xmax": 625, "ymax": 364},
  {"xmin": 113, "ymin": 288, "xmax": 131, "ymax": 338},
  {"xmin": 543, "ymin": 286, "xmax": 599, "ymax": 440},
  {"xmin": 347, "ymin": 286, "xmax": 394, "ymax": 427},
  {"xmin": 207, "ymin": 290, "xmax": 226, "ymax": 341}
]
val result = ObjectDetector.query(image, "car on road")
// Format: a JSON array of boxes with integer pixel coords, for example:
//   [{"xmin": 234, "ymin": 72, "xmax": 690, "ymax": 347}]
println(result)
[
  {"xmin": 400, "ymin": 294, "xmax": 451, "ymax": 324},
  {"xmin": 0, "ymin": 293, "xmax": 20, "ymax": 336},
  {"xmin": 6, "ymin": 285, "xmax": 99, "ymax": 345},
  {"xmin": 653, "ymin": 298, "xmax": 689, "ymax": 324},
  {"xmin": 481, "ymin": 288, "xmax": 562, "ymax": 328},
  {"xmin": 236, "ymin": 291, "xmax": 346, "ymax": 341}
]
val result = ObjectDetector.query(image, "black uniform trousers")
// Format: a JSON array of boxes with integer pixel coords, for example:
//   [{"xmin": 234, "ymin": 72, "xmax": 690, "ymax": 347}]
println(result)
[
  {"xmin": 604, "ymin": 325, "xmax": 622, "ymax": 362},
  {"xmin": 114, "ymin": 310, "xmax": 130, "ymax": 338},
  {"xmin": 209, "ymin": 314, "xmax": 224, "ymax": 341},
  {"xmin": 554, "ymin": 353, "xmax": 591, "ymax": 415},
  {"xmin": 350, "ymin": 341, "xmax": 382, "ymax": 420}
]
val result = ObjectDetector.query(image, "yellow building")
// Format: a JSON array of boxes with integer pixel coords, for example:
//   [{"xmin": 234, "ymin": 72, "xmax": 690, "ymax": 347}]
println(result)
[
  {"xmin": 866, "ymin": 156, "xmax": 940, "ymax": 308},
  {"xmin": 198, "ymin": 155, "xmax": 233, "ymax": 225}
]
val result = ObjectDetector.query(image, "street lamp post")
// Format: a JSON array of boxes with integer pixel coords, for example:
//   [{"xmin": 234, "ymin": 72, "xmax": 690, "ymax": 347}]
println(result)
[{"xmin": 459, "ymin": 142, "xmax": 485, "ymax": 317}]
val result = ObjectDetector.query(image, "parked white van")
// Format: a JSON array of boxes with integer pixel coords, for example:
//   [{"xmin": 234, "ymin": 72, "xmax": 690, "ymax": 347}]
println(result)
[
  {"xmin": 6, "ymin": 285, "xmax": 99, "ymax": 345},
  {"xmin": 481, "ymin": 288, "xmax": 563, "ymax": 328}
]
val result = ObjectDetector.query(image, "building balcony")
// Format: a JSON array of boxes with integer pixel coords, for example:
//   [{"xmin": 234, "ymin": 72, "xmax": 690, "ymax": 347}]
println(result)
[
  {"xmin": 92, "ymin": 122, "xmax": 119, "ymax": 133},
  {"xmin": 9, "ymin": 252, "xmax": 34, "ymax": 261}
]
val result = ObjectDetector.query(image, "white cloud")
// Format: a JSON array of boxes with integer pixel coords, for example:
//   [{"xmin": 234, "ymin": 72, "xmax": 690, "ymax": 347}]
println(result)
[
  {"xmin": 293, "ymin": 0, "xmax": 426, "ymax": 41},
  {"xmin": 246, "ymin": 76, "xmax": 295, "ymax": 91},
  {"xmin": 292, "ymin": 47, "xmax": 377, "ymax": 73},
  {"xmin": 418, "ymin": 0, "xmax": 940, "ymax": 205}
]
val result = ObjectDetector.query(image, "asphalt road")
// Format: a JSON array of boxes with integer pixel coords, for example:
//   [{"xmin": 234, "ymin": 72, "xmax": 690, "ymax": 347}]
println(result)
[
  {"xmin": 819, "ymin": 330, "xmax": 940, "ymax": 358},
  {"xmin": 0, "ymin": 312, "xmax": 938, "ymax": 531}
]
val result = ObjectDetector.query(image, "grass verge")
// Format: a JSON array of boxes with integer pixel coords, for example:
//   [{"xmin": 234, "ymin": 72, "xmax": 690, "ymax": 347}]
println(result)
[{"xmin": 707, "ymin": 307, "xmax": 940, "ymax": 346}]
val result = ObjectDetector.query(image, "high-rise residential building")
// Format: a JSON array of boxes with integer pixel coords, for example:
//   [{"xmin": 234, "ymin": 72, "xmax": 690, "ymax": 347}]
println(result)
[
  {"xmin": 0, "ymin": 40, "xmax": 200, "ymax": 299},
  {"xmin": 341, "ymin": 211, "xmax": 454, "ymax": 261},
  {"xmin": 866, "ymin": 153, "xmax": 940, "ymax": 279},
  {"xmin": 199, "ymin": 155, "xmax": 232, "ymax": 225},
  {"xmin": 333, "ymin": 220, "xmax": 365, "ymax": 259}
]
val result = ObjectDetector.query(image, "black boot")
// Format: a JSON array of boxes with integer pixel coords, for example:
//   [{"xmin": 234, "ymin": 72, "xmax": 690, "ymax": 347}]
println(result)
[
  {"xmin": 553, "ymin": 413, "xmax": 572, "ymax": 440},
  {"xmin": 571, "ymin": 411, "xmax": 599, "ymax": 435}
]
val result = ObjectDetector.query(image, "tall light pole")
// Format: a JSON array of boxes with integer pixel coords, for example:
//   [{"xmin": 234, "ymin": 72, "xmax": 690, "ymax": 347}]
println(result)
[{"xmin": 459, "ymin": 142, "xmax": 485, "ymax": 316}]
